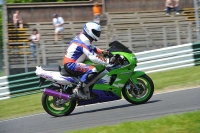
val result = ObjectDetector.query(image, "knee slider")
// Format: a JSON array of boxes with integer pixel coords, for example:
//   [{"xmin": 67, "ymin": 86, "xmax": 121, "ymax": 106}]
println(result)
[{"xmin": 86, "ymin": 72, "xmax": 98, "ymax": 82}]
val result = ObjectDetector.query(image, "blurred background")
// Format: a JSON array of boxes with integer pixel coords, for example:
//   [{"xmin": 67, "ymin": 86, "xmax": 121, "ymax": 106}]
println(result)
[{"xmin": 0, "ymin": 0, "xmax": 199, "ymax": 75}]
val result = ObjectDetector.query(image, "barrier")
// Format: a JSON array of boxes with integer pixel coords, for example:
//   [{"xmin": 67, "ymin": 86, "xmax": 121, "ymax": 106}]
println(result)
[
  {"xmin": 0, "ymin": 42, "xmax": 200, "ymax": 100},
  {"xmin": 0, "ymin": 71, "xmax": 50, "ymax": 100},
  {"xmin": 135, "ymin": 42, "xmax": 200, "ymax": 73}
]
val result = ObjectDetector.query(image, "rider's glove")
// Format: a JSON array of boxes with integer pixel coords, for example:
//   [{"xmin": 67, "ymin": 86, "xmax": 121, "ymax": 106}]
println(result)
[{"xmin": 102, "ymin": 50, "xmax": 109, "ymax": 57}]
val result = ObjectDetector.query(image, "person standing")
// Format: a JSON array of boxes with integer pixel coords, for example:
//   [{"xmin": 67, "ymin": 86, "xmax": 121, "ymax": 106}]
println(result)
[
  {"xmin": 52, "ymin": 14, "xmax": 65, "ymax": 43},
  {"xmin": 13, "ymin": 10, "xmax": 23, "ymax": 29},
  {"xmin": 93, "ymin": 2, "xmax": 101, "ymax": 23},
  {"xmin": 29, "ymin": 28, "xmax": 40, "ymax": 61}
]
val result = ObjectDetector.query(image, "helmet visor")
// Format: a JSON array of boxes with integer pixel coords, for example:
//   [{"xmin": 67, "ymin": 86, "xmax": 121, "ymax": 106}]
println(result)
[{"xmin": 92, "ymin": 29, "xmax": 101, "ymax": 38}]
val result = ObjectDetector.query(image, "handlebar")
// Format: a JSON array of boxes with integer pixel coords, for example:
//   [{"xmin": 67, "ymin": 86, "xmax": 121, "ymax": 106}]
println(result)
[{"xmin": 102, "ymin": 50, "xmax": 113, "ymax": 58}]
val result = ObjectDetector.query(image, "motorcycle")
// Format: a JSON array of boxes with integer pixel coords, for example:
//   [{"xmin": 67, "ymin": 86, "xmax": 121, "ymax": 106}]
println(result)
[{"xmin": 35, "ymin": 41, "xmax": 154, "ymax": 117}]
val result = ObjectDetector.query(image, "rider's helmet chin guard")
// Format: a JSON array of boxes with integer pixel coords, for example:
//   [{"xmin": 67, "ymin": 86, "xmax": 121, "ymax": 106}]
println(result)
[{"xmin": 83, "ymin": 22, "xmax": 101, "ymax": 41}]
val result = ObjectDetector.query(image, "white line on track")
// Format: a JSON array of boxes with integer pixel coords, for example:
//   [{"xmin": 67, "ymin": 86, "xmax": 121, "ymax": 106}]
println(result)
[
  {"xmin": 0, "ymin": 113, "xmax": 46, "ymax": 123},
  {"xmin": 0, "ymin": 87, "xmax": 199, "ymax": 123}
]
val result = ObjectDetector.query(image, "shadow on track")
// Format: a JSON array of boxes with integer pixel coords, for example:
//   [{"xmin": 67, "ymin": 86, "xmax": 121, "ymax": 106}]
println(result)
[{"xmin": 69, "ymin": 100, "xmax": 161, "ymax": 116}]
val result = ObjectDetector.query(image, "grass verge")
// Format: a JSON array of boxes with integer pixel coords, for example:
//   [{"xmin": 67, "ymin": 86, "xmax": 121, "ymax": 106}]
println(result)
[
  {"xmin": 0, "ymin": 66, "xmax": 200, "ymax": 120},
  {"xmin": 66, "ymin": 111, "xmax": 200, "ymax": 133},
  {"xmin": 149, "ymin": 66, "xmax": 200, "ymax": 93},
  {"xmin": 0, "ymin": 93, "xmax": 43, "ymax": 120}
]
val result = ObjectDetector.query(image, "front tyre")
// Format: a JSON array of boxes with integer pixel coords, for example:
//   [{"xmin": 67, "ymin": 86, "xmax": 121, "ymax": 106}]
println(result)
[
  {"xmin": 42, "ymin": 94, "xmax": 76, "ymax": 117},
  {"xmin": 122, "ymin": 74, "xmax": 154, "ymax": 104}
]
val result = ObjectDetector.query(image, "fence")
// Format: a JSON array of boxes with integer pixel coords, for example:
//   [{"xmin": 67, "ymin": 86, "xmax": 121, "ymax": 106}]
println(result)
[
  {"xmin": 135, "ymin": 42, "xmax": 200, "ymax": 73},
  {"xmin": 106, "ymin": 10, "xmax": 197, "ymax": 52},
  {"xmin": 0, "ymin": 42, "xmax": 199, "ymax": 100},
  {"xmin": 0, "ymin": 71, "xmax": 50, "ymax": 100},
  {"xmin": 6, "ymin": 22, "xmax": 197, "ymax": 74}
]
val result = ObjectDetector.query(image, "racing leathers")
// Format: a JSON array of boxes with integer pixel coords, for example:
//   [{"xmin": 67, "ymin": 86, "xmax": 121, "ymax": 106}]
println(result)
[{"xmin": 63, "ymin": 33, "xmax": 108, "ymax": 84}]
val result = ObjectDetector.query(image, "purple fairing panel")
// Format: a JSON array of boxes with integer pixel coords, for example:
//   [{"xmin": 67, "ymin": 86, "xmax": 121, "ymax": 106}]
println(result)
[
  {"xmin": 95, "ymin": 79, "xmax": 108, "ymax": 84},
  {"xmin": 78, "ymin": 89, "xmax": 120, "ymax": 106}
]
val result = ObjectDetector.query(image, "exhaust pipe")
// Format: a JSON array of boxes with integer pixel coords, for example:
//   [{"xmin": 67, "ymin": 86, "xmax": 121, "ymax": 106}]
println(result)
[{"xmin": 43, "ymin": 88, "xmax": 70, "ymax": 100}]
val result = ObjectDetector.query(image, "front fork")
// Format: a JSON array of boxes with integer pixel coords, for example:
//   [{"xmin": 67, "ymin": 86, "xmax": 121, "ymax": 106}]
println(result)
[{"xmin": 125, "ymin": 71, "xmax": 145, "ymax": 95}]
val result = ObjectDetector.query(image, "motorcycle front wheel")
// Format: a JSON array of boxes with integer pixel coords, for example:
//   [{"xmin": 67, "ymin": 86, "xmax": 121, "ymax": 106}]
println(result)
[
  {"xmin": 122, "ymin": 74, "xmax": 154, "ymax": 104},
  {"xmin": 42, "ymin": 93, "xmax": 76, "ymax": 117}
]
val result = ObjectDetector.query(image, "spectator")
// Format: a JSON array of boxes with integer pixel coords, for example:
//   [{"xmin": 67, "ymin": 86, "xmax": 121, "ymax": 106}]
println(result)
[
  {"xmin": 174, "ymin": 0, "xmax": 180, "ymax": 14},
  {"xmin": 93, "ymin": 2, "xmax": 101, "ymax": 23},
  {"xmin": 165, "ymin": 0, "xmax": 180, "ymax": 15},
  {"xmin": 13, "ymin": 10, "xmax": 23, "ymax": 29},
  {"xmin": 52, "ymin": 14, "xmax": 65, "ymax": 43},
  {"xmin": 29, "ymin": 28, "xmax": 40, "ymax": 61}
]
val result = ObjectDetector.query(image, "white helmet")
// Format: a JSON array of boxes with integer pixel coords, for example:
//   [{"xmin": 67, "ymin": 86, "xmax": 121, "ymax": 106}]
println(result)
[{"xmin": 83, "ymin": 22, "xmax": 101, "ymax": 41}]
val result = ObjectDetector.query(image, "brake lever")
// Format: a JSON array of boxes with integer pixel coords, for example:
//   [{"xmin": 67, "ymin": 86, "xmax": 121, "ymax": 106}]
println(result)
[{"xmin": 108, "ymin": 51, "xmax": 113, "ymax": 58}]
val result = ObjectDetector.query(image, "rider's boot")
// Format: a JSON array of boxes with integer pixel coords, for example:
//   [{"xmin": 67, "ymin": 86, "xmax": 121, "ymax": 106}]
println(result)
[{"xmin": 72, "ymin": 82, "xmax": 87, "ymax": 100}]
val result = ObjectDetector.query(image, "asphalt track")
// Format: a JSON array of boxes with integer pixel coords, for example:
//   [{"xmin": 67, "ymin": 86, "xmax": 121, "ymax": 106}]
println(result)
[{"xmin": 0, "ymin": 88, "xmax": 200, "ymax": 133}]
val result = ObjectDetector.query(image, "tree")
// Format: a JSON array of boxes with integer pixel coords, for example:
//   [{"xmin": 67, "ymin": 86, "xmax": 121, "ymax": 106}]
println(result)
[{"xmin": 6, "ymin": 0, "xmax": 87, "ymax": 3}]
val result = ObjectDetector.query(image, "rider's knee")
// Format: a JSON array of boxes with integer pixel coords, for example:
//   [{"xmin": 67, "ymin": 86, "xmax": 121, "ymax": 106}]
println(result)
[{"xmin": 86, "ymin": 72, "xmax": 98, "ymax": 82}]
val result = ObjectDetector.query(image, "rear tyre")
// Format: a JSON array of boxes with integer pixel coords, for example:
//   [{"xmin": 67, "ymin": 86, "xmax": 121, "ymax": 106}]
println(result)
[
  {"xmin": 122, "ymin": 74, "xmax": 154, "ymax": 104},
  {"xmin": 42, "ymin": 93, "xmax": 76, "ymax": 117}
]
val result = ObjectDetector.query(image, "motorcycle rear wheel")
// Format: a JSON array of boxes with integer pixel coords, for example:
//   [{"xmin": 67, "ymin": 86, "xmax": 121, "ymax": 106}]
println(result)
[
  {"xmin": 42, "ymin": 94, "xmax": 76, "ymax": 117},
  {"xmin": 122, "ymin": 74, "xmax": 154, "ymax": 104}
]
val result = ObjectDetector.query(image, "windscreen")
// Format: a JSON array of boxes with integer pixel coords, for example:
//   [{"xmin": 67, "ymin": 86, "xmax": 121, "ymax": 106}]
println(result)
[{"xmin": 108, "ymin": 41, "xmax": 132, "ymax": 53}]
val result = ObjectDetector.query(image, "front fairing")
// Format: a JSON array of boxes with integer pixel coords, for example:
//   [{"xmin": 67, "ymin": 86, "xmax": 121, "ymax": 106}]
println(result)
[
  {"xmin": 83, "ymin": 41, "xmax": 139, "ymax": 98},
  {"xmin": 93, "ymin": 52, "xmax": 137, "ymax": 98}
]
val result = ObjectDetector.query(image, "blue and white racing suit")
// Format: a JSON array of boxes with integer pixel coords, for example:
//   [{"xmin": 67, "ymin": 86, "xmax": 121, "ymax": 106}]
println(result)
[{"xmin": 63, "ymin": 33, "xmax": 108, "ymax": 84}]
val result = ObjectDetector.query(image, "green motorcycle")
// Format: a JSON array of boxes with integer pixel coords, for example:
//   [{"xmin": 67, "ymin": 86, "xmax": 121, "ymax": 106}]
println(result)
[{"xmin": 36, "ymin": 41, "xmax": 154, "ymax": 117}]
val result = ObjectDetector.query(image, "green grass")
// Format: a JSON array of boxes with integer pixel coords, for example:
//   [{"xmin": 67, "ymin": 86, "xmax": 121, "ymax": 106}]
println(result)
[
  {"xmin": 149, "ymin": 66, "xmax": 200, "ymax": 92},
  {"xmin": 0, "ymin": 93, "xmax": 43, "ymax": 120},
  {"xmin": 0, "ymin": 66, "xmax": 200, "ymax": 120},
  {"xmin": 66, "ymin": 111, "xmax": 200, "ymax": 133}
]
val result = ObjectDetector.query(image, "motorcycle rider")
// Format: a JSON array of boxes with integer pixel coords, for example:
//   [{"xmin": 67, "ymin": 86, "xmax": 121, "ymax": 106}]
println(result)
[{"xmin": 63, "ymin": 22, "xmax": 112, "ymax": 99}]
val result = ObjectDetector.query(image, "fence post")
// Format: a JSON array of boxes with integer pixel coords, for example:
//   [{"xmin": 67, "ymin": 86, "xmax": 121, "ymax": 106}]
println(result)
[
  {"xmin": 128, "ymin": 28, "xmax": 133, "ymax": 51},
  {"xmin": 105, "ymin": 25, "xmax": 109, "ymax": 49},
  {"xmin": 176, "ymin": 21, "xmax": 181, "ymax": 45},
  {"xmin": 36, "ymin": 43, "xmax": 40, "ymax": 65},
  {"xmin": 111, "ymin": 29, "xmax": 117, "ymax": 42},
  {"xmin": 193, "ymin": 0, "xmax": 200, "ymax": 41},
  {"xmin": 36, "ymin": 23, "xmax": 41, "ymax": 37},
  {"xmin": 187, "ymin": 24, "xmax": 192, "ymax": 43},
  {"xmin": 2, "ymin": 0, "xmax": 9, "ymax": 75},
  {"xmin": 42, "ymin": 41, "xmax": 47, "ymax": 65},
  {"xmin": 145, "ymin": 28, "xmax": 150, "ymax": 50},
  {"xmin": 162, "ymin": 26, "xmax": 167, "ymax": 47},
  {"xmin": 23, "ymin": 42, "xmax": 28, "ymax": 73},
  {"xmin": 102, "ymin": 0, "xmax": 106, "ymax": 13}
]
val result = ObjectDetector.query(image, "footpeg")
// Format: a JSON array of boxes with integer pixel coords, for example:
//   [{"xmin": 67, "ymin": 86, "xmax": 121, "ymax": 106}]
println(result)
[{"xmin": 73, "ymin": 87, "xmax": 87, "ymax": 99}]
